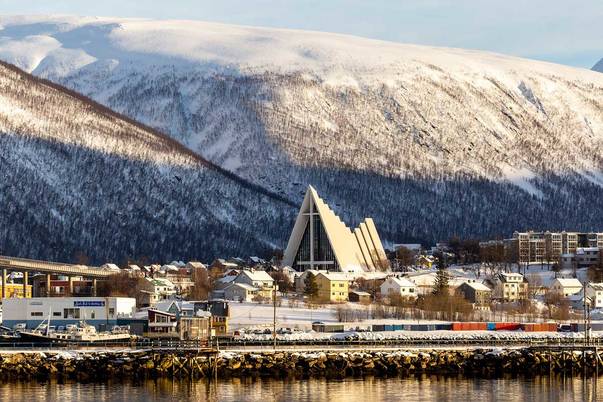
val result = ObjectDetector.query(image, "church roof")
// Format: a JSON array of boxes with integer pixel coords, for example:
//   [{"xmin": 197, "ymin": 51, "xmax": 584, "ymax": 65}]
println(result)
[{"xmin": 282, "ymin": 186, "xmax": 389, "ymax": 273}]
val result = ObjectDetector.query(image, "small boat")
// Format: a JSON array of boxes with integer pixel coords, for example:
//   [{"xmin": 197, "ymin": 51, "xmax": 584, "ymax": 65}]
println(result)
[{"xmin": 17, "ymin": 309, "xmax": 134, "ymax": 344}]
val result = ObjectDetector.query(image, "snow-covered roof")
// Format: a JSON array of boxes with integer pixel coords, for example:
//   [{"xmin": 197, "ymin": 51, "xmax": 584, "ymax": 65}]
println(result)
[
  {"xmin": 554, "ymin": 278, "xmax": 583, "ymax": 288},
  {"xmin": 350, "ymin": 290, "xmax": 371, "ymax": 296},
  {"xmin": 186, "ymin": 261, "xmax": 207, "ymax": 269},
  {"xmin": 239, "ymin": 270, "xmax": 273, "ymax": 282},
  {"xmin": 318, "ymin": 272, "xmax": 351, "ymax": 281},
  {"xmin": 101, "ymin": 263, "xmax": 120, "ymax": 271},
  {"xmin": 385, "ymin": 276, "xmax": 416, "ymax": 288},
  {"xmin": 463, "ymin": 282, "xmax": 491, "ymax": 292},
  {"xmin": 216, "ymin": 276, "xmax": 236, "ymax": 284}
]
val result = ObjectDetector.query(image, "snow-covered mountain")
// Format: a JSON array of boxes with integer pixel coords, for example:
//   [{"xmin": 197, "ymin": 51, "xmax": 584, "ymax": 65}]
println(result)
[
  {"xmin": 1, "ymin": 16, "xmax": 603, "ymax": 246},
  {"xmin": 0, "ymin": 60, "xmax": 294, "ymax": 264},
  {"xmin": 593, "ymin": 58, "xmax": 603, "ymax": 73}
]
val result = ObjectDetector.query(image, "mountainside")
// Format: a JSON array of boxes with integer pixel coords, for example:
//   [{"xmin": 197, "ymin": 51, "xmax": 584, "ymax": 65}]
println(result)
[
  {"xmin": 0, "ymin": 60, "xmax": 294, "ymax": 264},
  {"xmin": 1, "ymin": 16, "xmax": 603, "ymax": 246},
  {"xmin": 593, "ymin": 58, "xmax": 603, "ymax": 73}
]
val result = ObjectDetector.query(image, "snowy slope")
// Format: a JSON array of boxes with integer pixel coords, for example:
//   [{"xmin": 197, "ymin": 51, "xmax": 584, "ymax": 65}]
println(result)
[
  {"xmin": 0, "ymin": 61, "xmax": 294, "ymax": 264},
  {"xmin": 1, "ymin": 16, "xmax": 602, "ymax": 244}
]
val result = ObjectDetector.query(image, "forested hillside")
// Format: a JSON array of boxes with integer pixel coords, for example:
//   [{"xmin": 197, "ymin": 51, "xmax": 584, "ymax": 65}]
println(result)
[{"xmin": 0, "ymin": 61, "xmax": 294, "ymax": 264}]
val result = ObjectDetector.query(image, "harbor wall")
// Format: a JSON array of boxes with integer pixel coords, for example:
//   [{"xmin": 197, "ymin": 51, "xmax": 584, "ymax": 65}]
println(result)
[{"xmin": 0, "ymin": 348, "xmax": 602, "ymax": 381}]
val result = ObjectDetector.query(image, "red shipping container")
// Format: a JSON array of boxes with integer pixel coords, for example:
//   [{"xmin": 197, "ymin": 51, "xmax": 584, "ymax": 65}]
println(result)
[
  {"xmin": 495, "ymin": 322, "xmax": 522, "ymax": 331},
  {"xmin": 452, "ymin": 323, "xmax": 463, "ymax": 331},
  {"xmin": 475, "ymin": 322, "xmax": 487, "ymax": 331},
  {"xmin": 545, "ymin": 323, "xmax": 557, "ymax": 332}
]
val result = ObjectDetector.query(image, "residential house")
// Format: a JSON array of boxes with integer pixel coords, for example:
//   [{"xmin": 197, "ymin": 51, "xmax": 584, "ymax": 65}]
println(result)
[
  {"xmin": 415, "ymin": 255, "xmax": 434, "ymax": 269},
  {"xmin": 488, "ymin": 272, "xmax": 528, "ymax": 302},
  {"xmin": 404, "ymin": 271, "xmax": 438, "ymax": 295},
  {"xmin": 549, "ymin": 278, "xmax": 583, "ymax": 298},
  {"xmin": 457, "ymin": 281, "xmax": 492, "ymax": 309},
  {"xmin": 233, "ymin": 270, "xmax": 275, "ymax": 299},
  {"xmin": 140, "ymin": 277, "xmax": 176, "ymax": 307},
  {"xmin": 154, "ymin": 299, "xmax": 230, "ymax": 335},
  {"xmin": 380, "ymin": 277, "xmax": 418, "ymax": 300},
  {"xmin": 146, "ymin": 308, "xmax": 211, "ymax": 340},
  {"xmin": 585, "ymin": 283, "xmax": 603, "ymax": 308},
  {"xmin": 295, "ymin": 270, "xmax": 327, "ymax": 294},
  {"xmin": 223, "ymin": 283, "xmax": 259, "ymax": 302},
  {"xmin": 315, "ymin": 272, "xmax": 349, "ymax": 303}
]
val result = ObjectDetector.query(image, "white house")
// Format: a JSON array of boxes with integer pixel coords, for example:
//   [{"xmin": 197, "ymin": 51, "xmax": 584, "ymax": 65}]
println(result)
[
  {"xmin": 549, "ymin": 278, "xmax": 583, "ymax": 298},
  {"xmin": 488, "ymin": 272, "xmax": 528, "ymax": 302},
  {"xmin": 585, "ymin": 283, "xmax": 603, "ymax": 308},
  {"xmin": 380, "ymin": 277, "xmax": 417, "ymax": 299},
  {"xmin": 233, "ymin": 270, "xmax": 275, "ymax": 299},
  {"xmin": 140, "ymin": 277, "xmax": 176, "ymax": 306},
  {"xmin": 405, "ymin": 271, "xmax": 437, "ymax": 295},
  {"xmin": 224, "ymin": 283, "xmax": 259, "ymax": 302}
]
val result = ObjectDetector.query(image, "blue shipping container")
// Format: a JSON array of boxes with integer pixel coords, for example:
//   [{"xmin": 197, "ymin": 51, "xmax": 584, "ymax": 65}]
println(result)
[{"xmin": 487, "ymin": 322, "xmax": 496, "ymax": 331}]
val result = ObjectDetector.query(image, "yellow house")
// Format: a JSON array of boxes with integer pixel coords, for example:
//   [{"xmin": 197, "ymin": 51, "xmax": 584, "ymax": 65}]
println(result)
[
  {"xmin": 415, "ymin": 255, "xmax": 434, "ymax": 269},
  {"xmin": 315, "ymin": 272, "xmax": 349, "ymax": 303},
  {"xmin": 2, "ymin": 283, "xmax": 32, "ymax": 299}
]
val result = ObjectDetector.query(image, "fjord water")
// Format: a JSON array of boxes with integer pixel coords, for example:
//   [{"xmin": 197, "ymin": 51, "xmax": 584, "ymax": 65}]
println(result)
[{"xmin": 0, "ymin": 376, "xmax": 600, "ymax": 402}]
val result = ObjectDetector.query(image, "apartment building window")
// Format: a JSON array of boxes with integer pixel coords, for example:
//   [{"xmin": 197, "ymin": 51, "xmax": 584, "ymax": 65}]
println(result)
[{"xmin": 31, "ymin": 312, "xmax": 43, "ymax": 317}]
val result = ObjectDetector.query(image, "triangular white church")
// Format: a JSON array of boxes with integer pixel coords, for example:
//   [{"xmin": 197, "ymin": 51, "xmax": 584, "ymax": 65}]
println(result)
[{"xmin": 282, "ymin": 186, "xmax": 390, "ymax": 273}]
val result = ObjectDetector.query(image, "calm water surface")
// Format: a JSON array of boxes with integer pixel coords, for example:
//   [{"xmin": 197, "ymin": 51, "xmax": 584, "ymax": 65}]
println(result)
[{"xmin": 0, "ymin": 375, "xmax": 600, "ymax": 401}]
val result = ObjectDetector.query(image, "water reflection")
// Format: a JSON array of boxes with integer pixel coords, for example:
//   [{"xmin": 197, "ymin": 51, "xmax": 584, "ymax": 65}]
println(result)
[{"xmin": 0, "ymin": 375, "xmax": 600, "ymax": 402}]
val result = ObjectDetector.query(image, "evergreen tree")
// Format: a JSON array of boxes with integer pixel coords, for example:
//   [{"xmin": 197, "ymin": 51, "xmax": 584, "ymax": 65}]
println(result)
[
  {"xmin": 304, "ymin": 272, "xmax": 319, "ymax": 299},
  {"xmin": 433, "ymin": 257, "xmax": 449, "ymax": 295}
]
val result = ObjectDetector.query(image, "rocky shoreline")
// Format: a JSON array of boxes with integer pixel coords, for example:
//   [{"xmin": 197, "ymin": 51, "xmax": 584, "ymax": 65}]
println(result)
[{"xmin": 0, "ymin": 348, "xmax": 601, "ymax": 381}]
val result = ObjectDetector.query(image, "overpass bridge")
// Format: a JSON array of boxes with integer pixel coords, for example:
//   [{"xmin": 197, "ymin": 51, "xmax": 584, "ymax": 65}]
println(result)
[{"xmin": 0, "ymin": 256, "xmax": 119, "ymax": 299}]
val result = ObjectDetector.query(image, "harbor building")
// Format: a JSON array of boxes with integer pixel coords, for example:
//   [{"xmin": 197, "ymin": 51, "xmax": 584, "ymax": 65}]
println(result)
[
  {"xmin": 2, "ymin": 297, "xmax": 136, "ymax": 330},
  {"xmin": 282, "ymin": 186, "xmax": 390, "ymax": 273}
]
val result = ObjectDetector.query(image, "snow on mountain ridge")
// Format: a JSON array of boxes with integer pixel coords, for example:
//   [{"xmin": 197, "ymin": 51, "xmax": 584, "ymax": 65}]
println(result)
[{"xmin": 1, "ymin": 15, "xmax": 601, "ymax": 83}]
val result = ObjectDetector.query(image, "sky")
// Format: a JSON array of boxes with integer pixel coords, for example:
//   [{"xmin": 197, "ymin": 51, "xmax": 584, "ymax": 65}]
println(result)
[{"xmin": 0, "ymin": 0, "xmax": 601, "ymax": 68}]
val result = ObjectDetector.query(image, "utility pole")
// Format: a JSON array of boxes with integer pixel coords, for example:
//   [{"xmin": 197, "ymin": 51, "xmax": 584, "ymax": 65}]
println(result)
[{"xmin": 273, "ymin": 284, "xmax": 278, "ymax": 350}]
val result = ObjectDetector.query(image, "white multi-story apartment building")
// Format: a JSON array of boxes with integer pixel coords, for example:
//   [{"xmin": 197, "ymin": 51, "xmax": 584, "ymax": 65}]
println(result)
[{"xmin": 506, "ymin": 231, "xmax": 603, "ymax": 264}]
